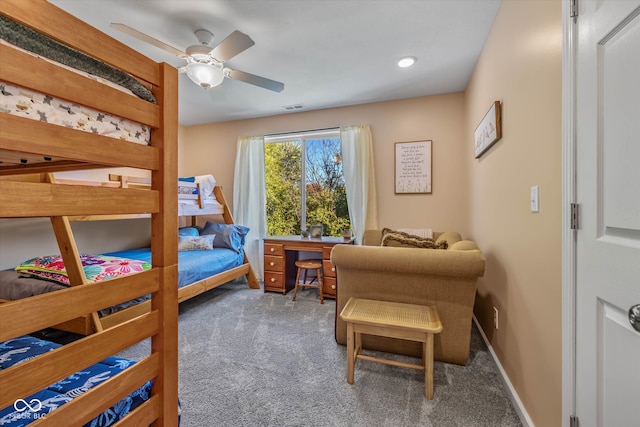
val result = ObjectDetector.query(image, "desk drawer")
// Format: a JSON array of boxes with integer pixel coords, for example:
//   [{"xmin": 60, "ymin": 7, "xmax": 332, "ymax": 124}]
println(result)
[
  {"xmin": 264, "ymin": 255, "xmax": 283, "ymax": 272},
  {"xmin": 264, "ymin": 243, "xmax": 283, "ymax": 256},
  {"xmin": 323, "ymin": 277, "xmax": 337, "ymax": 298},
  {"xmin": 323, "ymin": 259, "xmax": 337, "ymax": 278},
  {"xmin": 264, "ymin": 272, "xmax": 284, "ymax": 289}
]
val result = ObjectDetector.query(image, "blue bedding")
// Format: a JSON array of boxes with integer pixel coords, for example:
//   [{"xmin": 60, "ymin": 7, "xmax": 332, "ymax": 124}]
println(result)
[
  {"xmin": 0, "ymin": 335, "xmax": 151, "ymax": 426},
  {"xmin": 0, "ymin": 247, "xmax": 245, "ymax": 319},
  {"xmin": 105, "ymin": 247, "xmax": 245, "ymax": 289}
]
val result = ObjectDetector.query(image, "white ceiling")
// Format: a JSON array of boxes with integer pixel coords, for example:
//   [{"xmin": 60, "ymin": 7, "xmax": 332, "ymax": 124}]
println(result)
[{"xmin": 50, "ymin": 0, "xmax": 502, "ymax": 126}]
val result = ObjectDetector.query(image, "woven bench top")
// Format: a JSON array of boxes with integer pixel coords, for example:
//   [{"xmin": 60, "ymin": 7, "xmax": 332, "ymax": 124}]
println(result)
[{"xmin": 340, "ymin": 298, "xmax": 442, "ymax": 333}]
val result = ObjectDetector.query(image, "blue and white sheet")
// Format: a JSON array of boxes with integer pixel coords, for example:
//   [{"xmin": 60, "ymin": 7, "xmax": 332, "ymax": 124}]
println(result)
[{"xmin": 0, "ymin": 335, "xmax": 151, "ymax": 426}]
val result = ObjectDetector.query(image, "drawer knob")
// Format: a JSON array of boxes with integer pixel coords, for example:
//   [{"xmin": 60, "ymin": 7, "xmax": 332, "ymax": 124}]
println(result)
[
  {"xmin": 331, "ymin": 267, "xmax": 335, "ymax": 272},
  {"xmin": 331, "ymin": 285, "xmax": 336, "ymax": 289},
  {"xmin": 269, "ymin": 262, "xmax": 275, "ymax": 267},
  {"xmin": 270, "ymin": 277, "xmax": 276, "ymax": 283},
  {"xmin": 270, "ymin": 247, "xmax": 275, "ymax": 253}
]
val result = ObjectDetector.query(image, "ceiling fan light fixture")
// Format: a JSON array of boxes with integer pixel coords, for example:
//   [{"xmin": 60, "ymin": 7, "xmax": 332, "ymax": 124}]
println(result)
[
  {"xmin": 185, "ymin": 62, "xmax": 225, "ymax": 89},
  {"xmin": 396, "ymin": 56, "xmax": 416, "ymax": 68}
]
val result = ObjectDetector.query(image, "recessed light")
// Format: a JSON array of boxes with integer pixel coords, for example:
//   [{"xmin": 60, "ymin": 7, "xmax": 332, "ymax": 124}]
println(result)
[{"xmin": 396, "ymin": 56, "xmax": 416, "ymax": 68}]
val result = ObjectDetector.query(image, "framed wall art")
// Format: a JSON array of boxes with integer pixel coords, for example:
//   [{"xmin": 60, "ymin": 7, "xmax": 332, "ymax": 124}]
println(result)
[
  {"xmin": 474, "ymin": 101, "xmax": 502, "ymax": 158},
  {"xmin": 395, "ymin": 140, "xmax": 432, "ymax": 194}
]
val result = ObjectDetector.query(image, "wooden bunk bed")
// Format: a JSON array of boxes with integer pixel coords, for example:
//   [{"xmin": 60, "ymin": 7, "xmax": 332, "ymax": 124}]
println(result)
[{"xmin": 0, "ymin": 0, "xmax": 179, "ymax": 425}]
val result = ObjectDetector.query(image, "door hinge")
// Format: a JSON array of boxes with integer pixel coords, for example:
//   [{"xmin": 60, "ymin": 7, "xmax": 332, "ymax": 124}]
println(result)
[
  {"xmin": 570, "ymin": 415, "xmax": 579, "ymax": 427},
  {"xmin": 571, "ymin": 203, "xmax": 580, "ymax": 230},
  {"xmin": 570, "ymin": 0, "xmax": 579, "ymax": 19}
]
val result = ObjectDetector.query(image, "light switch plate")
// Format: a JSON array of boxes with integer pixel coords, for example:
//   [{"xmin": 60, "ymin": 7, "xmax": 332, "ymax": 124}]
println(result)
[{"xmin": 530, "ymin": 186, "xmax": 539, "ymax": 212}]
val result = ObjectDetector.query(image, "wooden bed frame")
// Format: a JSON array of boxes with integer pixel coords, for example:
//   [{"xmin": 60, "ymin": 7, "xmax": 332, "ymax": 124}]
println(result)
[
  {"xmin": 45, "ymin": 174, "xmax": 260, "ymax": 335},
  {"xmin": 0, "ymin": 0, "xmax": 179, "ymax": 425}
]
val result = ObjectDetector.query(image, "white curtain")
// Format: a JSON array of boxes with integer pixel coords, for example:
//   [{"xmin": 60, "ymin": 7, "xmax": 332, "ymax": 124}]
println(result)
[
  {"xmin": 233, "ymin": 135, "xmax": 266, "ymax": 280},
  {"xmin": 340, "ymin": 125, "xmax": 378, "ymax": 244}
]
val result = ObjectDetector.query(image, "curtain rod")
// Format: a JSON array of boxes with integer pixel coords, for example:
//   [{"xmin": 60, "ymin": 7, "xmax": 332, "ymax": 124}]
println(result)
[{"xmin": 264, "ymin": 126, "xmax": 340, "ymax": 138}]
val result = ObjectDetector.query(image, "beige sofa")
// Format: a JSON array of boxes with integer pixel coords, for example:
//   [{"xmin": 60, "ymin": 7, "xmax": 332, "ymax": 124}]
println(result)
[{"xmin": 331, "ymin": 230, "xmax": 485, "ymax": 365}]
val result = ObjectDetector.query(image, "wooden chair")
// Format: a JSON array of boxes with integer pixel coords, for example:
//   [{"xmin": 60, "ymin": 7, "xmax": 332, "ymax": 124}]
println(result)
[{"xmin": 292, "ymin": 259, "xmax": 324, "ymax": 304}]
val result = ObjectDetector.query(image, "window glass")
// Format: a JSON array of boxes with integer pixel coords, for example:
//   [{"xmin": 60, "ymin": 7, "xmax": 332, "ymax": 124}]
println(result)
[{"xmin": 264, "ymin": 131, "xmax": 350, "ymax": 236}]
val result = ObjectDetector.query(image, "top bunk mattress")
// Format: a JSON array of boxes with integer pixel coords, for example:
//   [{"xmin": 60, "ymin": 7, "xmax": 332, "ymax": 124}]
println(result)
[
  {"xmin": 0, "ymin": 78, "xmax": 150, "ymax": 146},
  {"xmin": 0, "ymin": 15, "xmax": 155, "ymax": 159}
]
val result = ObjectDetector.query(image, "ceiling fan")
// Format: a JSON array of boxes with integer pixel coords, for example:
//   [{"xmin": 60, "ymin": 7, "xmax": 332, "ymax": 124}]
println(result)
[{"xmin": 110, "ymin": 23, "xmax": 284, "ymax": 93}]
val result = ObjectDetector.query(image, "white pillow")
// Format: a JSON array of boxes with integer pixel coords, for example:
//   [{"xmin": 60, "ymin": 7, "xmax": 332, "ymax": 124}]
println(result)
[
  {"xmin": 194, "ymin": 174, "xmax": 217, "ymax": 198},
  {"xmin": 178, "ymin": 234, "xmax": 216, "ymax": 251},
  {"xmin": 398, "ymin": 228, "xmax": 433, "ymax": 239}
]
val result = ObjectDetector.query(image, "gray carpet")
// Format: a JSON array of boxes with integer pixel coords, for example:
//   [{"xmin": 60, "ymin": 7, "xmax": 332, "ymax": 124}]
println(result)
[{"xmin": 117, "ymin": 282, "xmax": 523, "ymax": 427}]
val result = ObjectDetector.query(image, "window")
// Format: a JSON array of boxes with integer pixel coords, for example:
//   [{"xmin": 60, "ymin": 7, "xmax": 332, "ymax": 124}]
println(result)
[{"xmin": 264, "ymin": 129, "xmax": 350, "ymax": 237}]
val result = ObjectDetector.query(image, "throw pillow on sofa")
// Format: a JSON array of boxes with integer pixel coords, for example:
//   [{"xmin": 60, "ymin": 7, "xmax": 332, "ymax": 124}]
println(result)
[{"xmin": 380, "ymin": 228, "xmax": 448, "ymax": 249}]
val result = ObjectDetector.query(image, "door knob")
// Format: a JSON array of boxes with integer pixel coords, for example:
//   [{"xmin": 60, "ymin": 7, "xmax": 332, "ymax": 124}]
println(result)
[{"xmin": 630, "ymin": 304, "xmax": 640, "ymax": 332}]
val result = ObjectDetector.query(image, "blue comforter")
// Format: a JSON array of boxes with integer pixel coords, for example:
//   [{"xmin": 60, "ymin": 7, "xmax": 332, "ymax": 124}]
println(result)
[{"xmin": 105, "ymin": 247, "xmax": 245, "ymax": 289}]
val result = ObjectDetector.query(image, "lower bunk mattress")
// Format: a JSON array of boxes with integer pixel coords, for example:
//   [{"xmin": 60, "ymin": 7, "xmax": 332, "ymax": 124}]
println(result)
[
  {"xmin": 0, "ymin": 335, "xmax": 152, "ymax": 426},
  {"xmin": 104, "ymin": 247, "xmax": 245, "ymax": 290},
  {"xmin": 0, "ymin": 247, "xmax": 245, "ymax": 316}
]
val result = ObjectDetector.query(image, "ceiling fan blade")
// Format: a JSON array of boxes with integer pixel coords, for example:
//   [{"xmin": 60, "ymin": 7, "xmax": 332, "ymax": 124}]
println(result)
[
  {"xmin": 210, "ymin": 30, "xmax": 255, "ymax": 62},
  {"xmin": 110, "ymin": 23, "xmax": 186, "ymax": 58},
  {"xmin": 226, "ymin": 69, "xmax": 284, "ymax": 92}
]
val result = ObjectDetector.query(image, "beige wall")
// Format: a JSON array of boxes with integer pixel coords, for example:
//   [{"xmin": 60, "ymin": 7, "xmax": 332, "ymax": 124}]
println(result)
[
  {"xmin": 465, "ymin": 0, "xmax": 562, "ymax": 426},
  {"xmin": 181, "ymin": 93, "xmax": 470, "ymax": 235}
]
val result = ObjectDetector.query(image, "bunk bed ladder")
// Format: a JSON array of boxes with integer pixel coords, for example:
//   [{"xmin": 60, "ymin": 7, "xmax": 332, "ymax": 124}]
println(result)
[{"xmin": 45, "ymin": 173, "xmax": 104, "ymax": 333}]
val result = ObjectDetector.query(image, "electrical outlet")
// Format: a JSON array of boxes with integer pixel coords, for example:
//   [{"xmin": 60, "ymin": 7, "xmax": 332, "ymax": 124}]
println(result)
[{"xmin": 493, "ymin": 307, "xmax": 499, "ymax": 330}]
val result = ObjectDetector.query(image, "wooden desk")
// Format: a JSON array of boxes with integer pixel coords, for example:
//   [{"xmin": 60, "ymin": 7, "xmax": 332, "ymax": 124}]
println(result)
[{"xmin": 263, "ymin": 236, "xmax": 353, "ymax": 298}]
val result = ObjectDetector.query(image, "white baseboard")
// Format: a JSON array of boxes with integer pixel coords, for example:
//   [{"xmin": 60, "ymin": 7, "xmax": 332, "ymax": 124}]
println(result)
[{"xmin": 472, "ymin": 315, "xmax": 535, "ymax": 427}]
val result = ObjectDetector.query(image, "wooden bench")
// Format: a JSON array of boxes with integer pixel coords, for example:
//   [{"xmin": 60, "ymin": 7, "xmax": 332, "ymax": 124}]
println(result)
[{"xmin": 339, "ymin": 297, "xmax": 443, "ymax": 399}]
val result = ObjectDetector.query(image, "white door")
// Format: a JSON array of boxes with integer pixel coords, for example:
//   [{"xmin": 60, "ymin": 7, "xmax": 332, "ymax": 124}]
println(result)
[{"xmin": 575, "ymin": 0, "xmax": 640, "ymax": 426}]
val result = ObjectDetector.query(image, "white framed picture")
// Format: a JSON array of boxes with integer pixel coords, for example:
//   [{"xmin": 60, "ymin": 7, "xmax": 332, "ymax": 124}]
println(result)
[
  {"xmin": 395, "ymin": 140, "xmax": 432, "ymax": 194},
  {"xmin": 474, "ymin": 101, "xmax": 502, "ymax": 158}
]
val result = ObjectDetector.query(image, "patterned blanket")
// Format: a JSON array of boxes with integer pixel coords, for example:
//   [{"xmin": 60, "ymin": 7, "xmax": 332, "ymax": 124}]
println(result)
[{"xmin": 0, "ymin": 335, "xmax": 152, "ymax": 426}]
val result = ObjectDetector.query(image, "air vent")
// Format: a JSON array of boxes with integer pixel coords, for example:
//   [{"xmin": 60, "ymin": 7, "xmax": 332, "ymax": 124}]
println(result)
[{"xmin": 283, "ymin": 104, "xmax": 305, "ymax": 111}]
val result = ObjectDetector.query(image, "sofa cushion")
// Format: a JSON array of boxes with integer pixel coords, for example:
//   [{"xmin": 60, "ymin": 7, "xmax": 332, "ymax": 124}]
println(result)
[
  {"xmin": 435, "ymin": 231, "xmax": 462, "ymax": 246},
  {"xmin": 380, "ymin": 228, "xmax": 448, "ymax": 249}
]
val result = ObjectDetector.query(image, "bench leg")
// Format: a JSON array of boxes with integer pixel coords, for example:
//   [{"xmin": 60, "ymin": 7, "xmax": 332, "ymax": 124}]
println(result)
[
  {"xmin": 424, "ymin": 333, "xmax": 434, "ymax": 399},
  {"xmin": 346, "ymin": 322, "xmax": 355, "ymax": 384}
]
